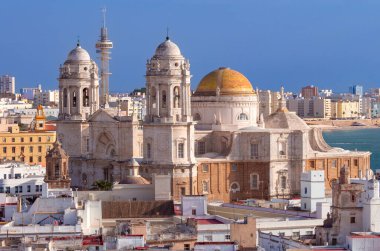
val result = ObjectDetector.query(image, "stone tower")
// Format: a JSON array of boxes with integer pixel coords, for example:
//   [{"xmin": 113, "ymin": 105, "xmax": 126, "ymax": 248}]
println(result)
[
  {"xmin": 58, "ymin": 42, "xmax": 99, "ymax": 121},
  {"xmin": 44, "ymin": 140, "xmax": 71, "ymax": 189},
  {"xmin": 143, "ymin": 37, "xmax": 196, "ymax": 200}
]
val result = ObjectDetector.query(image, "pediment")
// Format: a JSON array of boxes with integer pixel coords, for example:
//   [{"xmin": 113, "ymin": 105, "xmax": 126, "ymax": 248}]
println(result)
[{"xmin": 88, "ymin": 109, "xmax": 117, "ymax": 123}]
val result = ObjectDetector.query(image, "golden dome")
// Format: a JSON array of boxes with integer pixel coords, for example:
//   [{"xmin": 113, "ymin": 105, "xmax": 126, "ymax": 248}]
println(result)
[{"xmin": 194, "ymin": 67, "xmax": 255, "ymax": 96}]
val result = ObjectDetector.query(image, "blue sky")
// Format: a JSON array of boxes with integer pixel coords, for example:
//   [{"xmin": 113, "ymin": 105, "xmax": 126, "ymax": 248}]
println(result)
[{"xmin": 2, "ymin": 0, "xmax": 380, "ymax": 93}]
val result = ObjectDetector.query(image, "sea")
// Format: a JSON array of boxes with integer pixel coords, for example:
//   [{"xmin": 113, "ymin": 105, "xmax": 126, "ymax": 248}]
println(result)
[{"xmin": 323, "ymin": 128, "xmax": 380, "ymax": 171}]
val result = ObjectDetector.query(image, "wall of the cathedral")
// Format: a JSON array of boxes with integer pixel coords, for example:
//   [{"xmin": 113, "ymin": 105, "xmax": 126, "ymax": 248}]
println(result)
[{"xmin": 192, "ymin": 95, "xmax": 258, "ymax": 130}]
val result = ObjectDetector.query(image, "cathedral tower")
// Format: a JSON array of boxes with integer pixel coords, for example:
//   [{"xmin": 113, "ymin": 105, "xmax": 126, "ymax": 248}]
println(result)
[
  {"xmin": 58, "ymin": 42, "xmax": 99, "ymax": 121},
  {"xmin": 143, "ymin": 37, "xmax": 196, "ymax": 199}
]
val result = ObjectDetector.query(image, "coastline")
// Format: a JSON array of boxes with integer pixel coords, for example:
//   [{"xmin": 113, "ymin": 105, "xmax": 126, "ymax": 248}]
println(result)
[{"xmin": 306, "ymin": 118, "xmax": 380, "ymax": 131}]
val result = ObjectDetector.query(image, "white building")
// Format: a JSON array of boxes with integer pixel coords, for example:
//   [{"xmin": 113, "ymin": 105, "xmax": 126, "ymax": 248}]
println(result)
[
  {"xmin": 34, "ymin": 89, "xmax": 59, "ymax": 107},
  {"xmin": 0, "ymin": 75, "xmax": 15, "ymax": 95},
  {"xmin": 346, "ymin": 232, "xmax": 380, "ymax": 251},
  {"xmin": 0, "ymin": 162, "xmax": 46, "ymax": 197},
  {"xmin": 182, "ymin": 195, "xmax": 207, "ymax": 216},
  {"xmin": 194, "ymin": 242, "xmax": 238, "ymax": 251},
  {"xmin": 300, "ymin": 170, "xmax": 326, "ymax": 212}
]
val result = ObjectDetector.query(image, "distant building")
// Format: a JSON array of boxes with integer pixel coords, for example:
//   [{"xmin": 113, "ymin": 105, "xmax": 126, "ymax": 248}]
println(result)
[
  {"xmin": 331, "ymin": 100, "xmax": 360, "ymax": 119},
  {"xmin": 0, "ymin": 106, "xmax": 56, "ymax": 166},
  {"xmin": 319, "ymin": 89, "xmax": 333, "ymax": 98},
  {"xmin": 20, "ymin": 84, "xmax": 42, "ymax": 100},
  {"xmin": 349, "ymin": 85, "xmax": 363, "ymax": 97},
  {"xmin": 372, "ymin": 101, "xmax": 380, "ymax": 118},
  {"xmin": 301, "ymin": 85, "xmax": 318, "ymax": 99},
  {"xmin": 287, "ymin": 97, "xmax": 331, "ymax": 119},
  {"xmin": 34, "ymin": 89, "xmax": 59, "ymax": 107},
  {"xmin": 0, "ymin": 75, "xmax": 15, "ymax": 96}
]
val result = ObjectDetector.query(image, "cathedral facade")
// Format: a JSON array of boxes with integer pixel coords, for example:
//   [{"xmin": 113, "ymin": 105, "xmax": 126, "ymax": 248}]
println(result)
[{"xmin": 57, "ymin": 38, "xmax": 371, "ymax": 201}]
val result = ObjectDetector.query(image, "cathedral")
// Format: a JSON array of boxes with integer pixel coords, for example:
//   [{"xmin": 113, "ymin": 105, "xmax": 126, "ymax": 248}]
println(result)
[{"xmin": 56, "ymin": 37, "xmax": 371, "ymax": 202}]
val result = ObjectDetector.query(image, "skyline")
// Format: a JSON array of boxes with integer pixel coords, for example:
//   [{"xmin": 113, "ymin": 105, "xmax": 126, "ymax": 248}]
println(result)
[{"xmin": 2, "ymin": 0, "xmax": 380, "ymax": 93}]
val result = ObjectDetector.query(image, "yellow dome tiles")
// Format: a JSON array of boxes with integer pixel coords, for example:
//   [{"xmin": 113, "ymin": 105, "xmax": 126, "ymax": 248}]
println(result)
[{"xmin": 194, "ymin": 67, "xmax": 255, "ymax": 96}]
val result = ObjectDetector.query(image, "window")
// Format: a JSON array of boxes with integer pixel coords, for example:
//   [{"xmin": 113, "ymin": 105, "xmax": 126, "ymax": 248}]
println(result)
[
  {"xmin": 5, "ymin": 187, "xmax": 10, "ymax": 193},
  {"xmin": 29, "ymin": 146, "xmax": 33, "ymax": 153},
  {"xmin": 304, "ymin": 187, "xmax": 307, "ymax": 194},
  {"xmin": 250, "ymin": 143, "xmax": 258, "ymax": 159},
  {"xmin": 146, "ymin": 143, "xmax": 151, "ymax": 159},
  {"xmin": 173, "ymin": 86, "xmax": 180, "ymax": 108},
  {"xmin": 306, "ymin": 231, "xmax": 313, "ymax": 235},
  {"xmin": 29, "ymin": 156, "xmax": 33, "ymax": 163},
  {"xmin": 331, "ymin": 160, "xmax": 337, "ymax": 168},
  {"xmin": 354, "ymin": 159, "xmax": 358, "ymax": 166},
  {"xmin": 21, "ymin": 146, "xmax": 24, "ymax": 152},
  {"xmin": 2, "ymin": 138, "xmax": 5, "ymax": 143},
  {"xmin": 181, "ymin": 187, "xmax": 186, "ymax": 195},
  {"xmin": 250, "ymin": 173, "xmax": 259, "ymax": 189},
  {"xmin": 38, "ymin": 156, "xmax": 42, "ymax": 162},
  {"xmin": 72, "ymin": 91, "xmax": 77, "ymax": 107},
  {"xmin": 2, "ymin": 147, "xmax": 6, "ymax": 154},
  {"xmin": 292, "ymin": 232, "xmax": 300, "ymax": 239},
  {"xmin": 161, "ymin": 90, "xmax": 167, "ymax": 108},
  {"xmin": 0, "ymin": 187, "xmax": 3, "ymax": 193},
  {"xmin": 86, "ymin": 138, "xmax": 90, "ymax": 152},
  {"xmin": 178, "ymin": 143, "xmax": 184, "ymax": 158},
  {"xmin": 237, "ymin": 113, "xmax": 249, "ymax": 120},
  {"xmin": 11, "ymin": 157, "xmax": 15, "ymax": 161},
  {"xmin": 15, "ymin": 186, "xmax": 18, "ymax": 193},
  {"xmin": 351, "ymin": 194, "xmax": 355, "ymax": 202},
  {"xmin": 225, "ymin": 235, "xmax": 231, "ymax": 240},
  {"xmin": 350, "ymin": 217, "xmax": 356, "ymax": 223},
  {"xmin": 304, "ymin": 203, "xmax": 307, "ymax": 209},
  {"xmin": 63, "ymin": 88, "xmax": 68, "ymax": 107},
  {"xmin": 279, "ymin": 142, "xmax": 286, "ymax": 156},
  {"xmin": 184, "ymin": 244, "xmax": 190, "ymax": 251},
  {"xmin": 12, "ymin": 147, "xmax": 15, "ymax": 154},
  {"xmin": 15, "ymin": 174, "xmax": 21, "ymax": 179},
  {"xmin": 20, "ymin": 137, "xmax": 24, "ymax": 143},
  {"xmin": 279, "ymin": 232, "xmax": 285, "ymax": 237},
  {"xmin": 231, "ymin": 163, "xmax": 238, "ymax": 172},
  {"xmin": 3, "ymin": 174, "xmax": 6, "ymax": 179},
  {"xmin": 8, "ymin": 174, "xmax": 11, "ymax": 179},
  {"xmin": 27, "ymin": 185, "xmax": 31, "ymax": 193},
  {"xmin": 83, "ymin": 88, "xmax": 89, "ymax": 107},
  {"xmin": 38, "ymin": 137, "xmax": 42, "ymax": 142},
  {"xmin": 29, "ymin": 137, "xmax": 33, "ymax": 142},
  {"xmin": 310, "ymin": 161, "xmax": 315, "ymax": 169},
  {"xmin": 202, "ymin": 181, "xmax": 209, "ymax": 193},
  {"xmin": 281, "ymin": 176, "xmax": 287, "ymax": 189},
  {"xmin": 202, "ymin": 164, "xmax": 209, "ymax": 173},
  {"xmin": 197, "ymin": 141, "xmax": 206, "ymax": 155},
  {"xmin": 192, "ymin": 208, "xmax": 196, "ymax": 215},
  {"xmin": 38, "ymin": 146, "xmax": 42, "ymax": 153},
  {"xmin": 194, "ymin": 113, "xmax": 201, "ymax": 121},
  {"xmin": 19, "ymin": 186, "xmax": 23, "ymax": 193},
  {"xmin": 35, "ymin": 185, "xmax": 42, "ymax": 192},
  {"xmin": 11, "ymin": 138, "xmax": 15, "ymax": 143}
]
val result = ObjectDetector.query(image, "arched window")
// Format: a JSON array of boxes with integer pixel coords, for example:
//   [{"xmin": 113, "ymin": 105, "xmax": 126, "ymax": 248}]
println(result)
[
  {"xmin": 279, "ymin": 142, "xmax": 286, "ymax": 156},
  {"xmin": 55, "ymin": 163, "xmax": 60, "ymax": 177},
  {"xmin": 83, "ymin": 88, "xmax": 89, "ymax": 107},
  {"xmin": 63, "ymin": 89, "xmax": 67, "ymax": 107},
  {"xmin": 281, "ymin": 176, "xmax": 287, "ymax": 189},
  {"xmin": 237, "ymin": 113, "xmax": 249, "ymax": 120},
  {"xmin": 230, "ymin": 182, "xmax": 240, "ymax": 193},
  {"xmin": 147, "ymin": 143, "xmax": 152, "ymax": 159},
  {"xmin": 194, "ymin": 113, "xmax": 201, "ymax": 121},
  {"xmin": 72, "ymin": 91, "xmax": 77, "ymax": 107},
  {"xmin": 178, "ymin": 143, "xmax": 184, "ymax": 158},
  {"xmin": 162, "ymin": 90, "xmax": 167, "ymax": 108},
  {"xmin": 173, "ymin": 86, "xmax": 180, "ymax": 108}
]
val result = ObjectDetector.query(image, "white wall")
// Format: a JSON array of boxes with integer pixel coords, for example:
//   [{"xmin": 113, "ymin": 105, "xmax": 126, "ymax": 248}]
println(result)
[{"xmin": 182, "ymin": 196, "xmax": 207, "ymax": 216}]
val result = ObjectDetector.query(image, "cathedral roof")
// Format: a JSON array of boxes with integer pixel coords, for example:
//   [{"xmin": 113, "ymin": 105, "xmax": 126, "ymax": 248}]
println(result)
[
  {"xmin": 66, "ymin": 44, "xmax": 91, "ymax": 62},
  {"xmin": 265, "ymin": 108, "xmax": 310, "ymax": 130},
  {"xmin": 193, "ymin": 67, "xmax": 255, "ymax": 96},
  {"xmin": 154, "ymin": 38, "xmax": 182, "ymax": 57}
]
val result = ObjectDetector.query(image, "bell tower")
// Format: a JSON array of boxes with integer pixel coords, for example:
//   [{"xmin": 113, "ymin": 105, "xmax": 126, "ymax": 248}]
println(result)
[
  {"xmin": 142, "ymin": 37, "xmax": 196, "ymax": 200},
  {"xmin": 45, "ymin": 140, "xmax": 71, "ymax": 189},
  {"xmin": 58, "ymin": 42, "xmax": 99, "ymax": 121}
]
